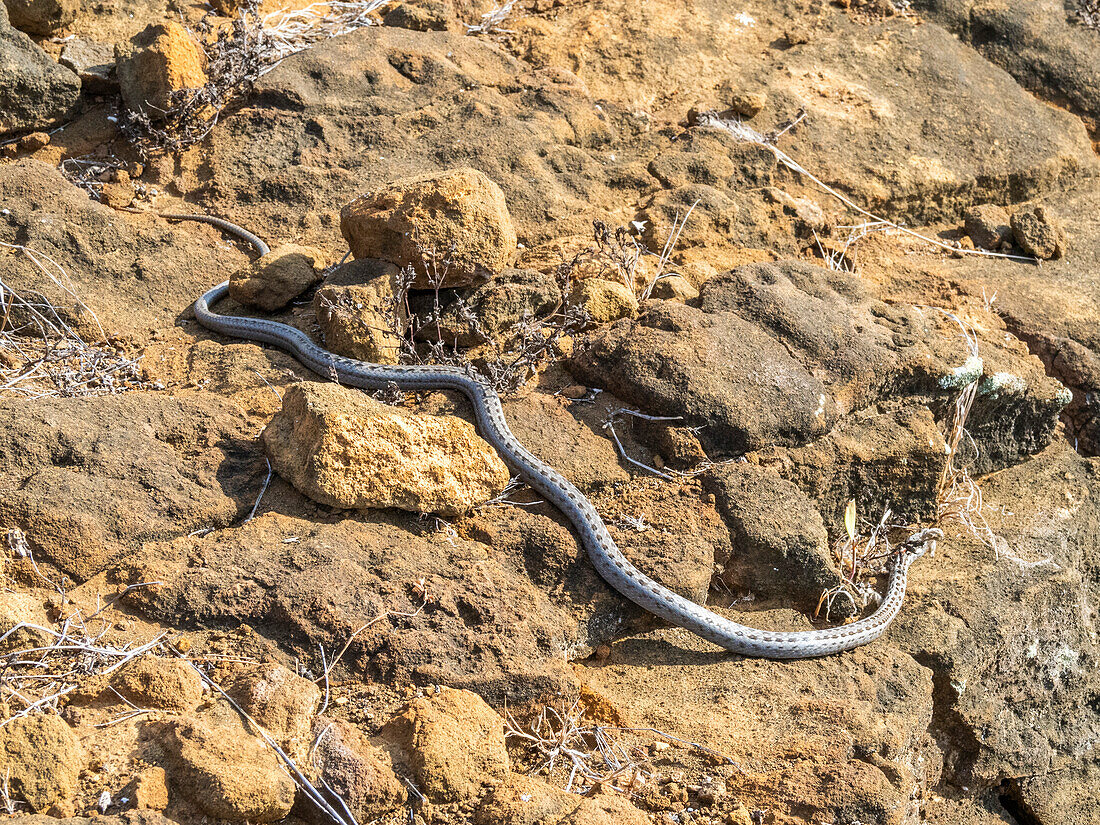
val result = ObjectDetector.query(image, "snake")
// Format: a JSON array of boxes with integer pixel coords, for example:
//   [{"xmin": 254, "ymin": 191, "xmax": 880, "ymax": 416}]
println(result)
[{"xmin": 174, "ymin": 212, "xmax": 940, "ymax": 659}]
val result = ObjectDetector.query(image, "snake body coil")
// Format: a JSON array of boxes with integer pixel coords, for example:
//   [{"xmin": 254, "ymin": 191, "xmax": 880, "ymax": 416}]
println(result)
[{"xmin": 179, "ymin": 213, "xmax": 937, "ymax": 658}]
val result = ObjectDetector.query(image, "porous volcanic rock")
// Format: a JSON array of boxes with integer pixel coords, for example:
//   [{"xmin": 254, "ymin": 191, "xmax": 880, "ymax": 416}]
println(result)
[
  {"xmin": 381, "ymin": 686, "xmax": 509, "ymax": 804},
  {"xmin": 314, "ymin": 258, "xmax": 405, "ymax": 364},
  {"xmin": 476, "ymin": 773, "xmax": 649, "ymax": 825},
  {"xmin": 569, "ymin": 260, "xmax": 1067, "ymax": 474},
  {"xmin": 224, "ymin": 664, "xmax": 321, "ymax": 755},
  {"xmin": 4, "ymin": 0, "xmax": 77, "ymax": 35},
  {"xmin": 0, "ymin": 590, "xmax": 52, "ymax": 652},
  {"xmin": 311, "ymin": 717, "xmax": 407, "ymax": 820},
  {"xmin": 164, "ymin": 714, "xmax": 296, "ymax": 822},
  {"xmin": 964, "ymin": 204, "xmax": 1012, "ymax": 251},
  {"xmin": 433, "ymin": 267, "xmax": 562, "ymax": 347},
  {"xmin": 703, "ymin": 464, "xmax": 846, "ymax": 611},
  {"xmin": 109, "ymin": 655, "xmax": 203, "ymax": 712},
  {"xmin": 262, "ymin": 381, "xmax": 510, "ymax": 516},
  {"xmin": 0, "ymin": 714, "xmax": 84, "ymax": 811},
  {"xmin": 229, "ymin": 243, "xmax": 326, "ymax": 311},
  {"xmin": 0, "ymin": 4, "xmax": 79, "ymax": 135},
  {"xmin": 570, "ymin": 277, "xmax": 638, "ymax": 324},
  {"xmin": 115, "ymin": 22, "xmax": 208, "ymax": 118},
  {"xmin": 1011, "ymin": 205, "xmax": 1064, "ymax": 260},
  {"xmin": 341, "ymin": 167, "xmax": 517, "ymax": 287},
  {"xmin": 0, "ymin": 391, "xmax": 261, "ymax": 581},
  {"xmin": 58, "ymin": 36, "xmax": 116, "ymax": 93}
]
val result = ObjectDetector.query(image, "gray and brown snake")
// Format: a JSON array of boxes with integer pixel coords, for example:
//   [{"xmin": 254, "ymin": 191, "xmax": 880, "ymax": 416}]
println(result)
[{"xmin": 175, "ymin": 212, "xmax": 939, "ymax": 658}]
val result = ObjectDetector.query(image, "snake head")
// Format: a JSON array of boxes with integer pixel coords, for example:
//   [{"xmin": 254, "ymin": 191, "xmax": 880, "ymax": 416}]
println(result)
[{"xmin": 901, "ymin": 528, "xmax": 943, "ymax": 563}]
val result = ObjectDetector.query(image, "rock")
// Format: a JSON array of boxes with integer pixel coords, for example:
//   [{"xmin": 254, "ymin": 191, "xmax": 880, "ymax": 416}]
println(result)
[
  {"xmin": 0, "ymin": 590, "xmax": 52, "ymax": 652},
  {"xmin": 3, "ymin": 0, "xmax": 76, "ymax": 35},
  {"xmin": 569, "ymin": 277, "xmax": 638, "ymax": 324},
  {"xmin": 59, "ymin": 37, "xmax": 115, "ymax": 93},
  {"xmin": 383, "ymin": 0, "xmax": 460, "ymax": 31},
  {"xmin": 892, "ymin": 442, "xmax": 1100, "ymax": 791},
  {"xmin": 576, "ymin": 631, "xmax": 934, "ymax": 825},
  {"xmin": 0, "ymin": 391, "xmax": 260, "ymax": 581},
  {"xmin": 17, "ymin": 130, "xmax": 48, "ymax": 151},
  {"xmin": 340, "ymin": 168, "xmax": 517, "ymax": 288},
  {"xmin": 649, "ymin": 274, "xmax": 698, "ymax": 302},
  {"xmin": 0, "ymin": 161, "xmax": 249, "ymax": 336},
  {"xmin": 261, "ymin": 382, "xmax": 511, "ymax": 516},
  {"xmin": 0, "ymin": 714, "xmax": 84, "ymax": 811},
  {"xmin": 1011, "ymin": 205, "xmax": 1064, "ymax": 260},
  {"xmin": 109, "ymin": 656, "xmax": 203, "ymax": 713},
  {"xmin": 381, "ymin": 686, "xmax": 509, "ymax": 804},
  {"xmin": 0, "ymin": 3, "xmax": 80, "ymax": 136},
  {"xmin": 1007, "ymin": 762, "xmax": 1100, "ymax": 825},
  {"xmin": 164, "ymin": 715, "xmax": 296, "ymax": 822},
  {"xmin": 224, "ymin": 664, "xmax": 321, "ymax": 755},
  {"xmin": 568, "ymin": 260, "xmax": 1065, "ymax": 473},
  {"xmin": 311, "ymin": 718, "xmax": 407, "ymax": 820},
  {"xmin": 476, "ymin": 773, "xmax": 649, "ymax": 825},
  {"xmin": 229, "ymin": 243, "xmax": 326, "ymax": 311},
  {"xmin": 115, "ymin": 22, "xmax": 208, "ymax": 119},
  {"xmin": 703, "ymin": 464, "xmax": 847, "ymax": 612},
  {"xmin": 631, "ymin": 419, "xmax": 707, "ymax": 470},
  {"xmin": 99, "ymin": 169, "xmax": 135, "ymax": 209},
  {"xmin": 964, "ymin": 204, "xmax": 1012, "ymax": 251},
  {"xmin": 314, "ymin": 258, "xmax": 404, "ymax": 365},
  {"xmin": 746, "ymin": 405, "xmax": 948, "ymax": 526},
  {"xmin": 434, "ymin": 267, "xmax": 562, "ymax": 347},
  {"xmin": 727, "ymin": 90, "xmax": 766, "ymax": 118},
  {"xmin": 123, "ymin": 767, "xmax": 169, "ymax": 811}
]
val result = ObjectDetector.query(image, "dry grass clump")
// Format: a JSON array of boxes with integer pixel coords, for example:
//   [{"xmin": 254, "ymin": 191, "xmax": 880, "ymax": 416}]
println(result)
[
  {"xmin": 587, "ymin": 208, "xmax": 697, "ymax": 299},
  {"xmin": 121, "ymin": 0, "xmax": 392, "ymax": 157},
  {"xmin": 0, "ymin": 244, "xmax": 147, "ymax": 398},
  {"xmin": 467, "ymin": 0, "xmax": 520, "ymax": 35}
]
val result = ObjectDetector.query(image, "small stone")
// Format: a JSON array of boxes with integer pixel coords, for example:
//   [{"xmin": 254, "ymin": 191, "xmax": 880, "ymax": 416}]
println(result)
[
  {"xmin": 229, "ymin": 244, "xmax": 326, "ymax": 311},
  {"xmin": 115, "ymin": 22, "xmax": 208, "ymax": 119},
  {"xmin": 100, "ymin": 169, "xmax": 135, "ymax": 209},
  {"xmin": 0, "ymin": 591, "xmax": 52, "ymax": 652},
  {"xmin": 728, "ymin": 91, "xmax": 766, "ymax": 119},
  {"xmin": 16, "ymin": 130, "xmax": 48, "ymax": 151},
  {"xmin": 59, "ymin": 36, "xmax": 116, "ymax": 93},
  {"xmin": 341, "ymin": 168, "xmax": 517, "ymax": 288},
  {"xmin": 164, "ymin": 714, "xmax": 296, "ymax": 822},
  {"xmin": 650, "ymin": 275, "xmax": 699, "ymax": 302},
  {"xmin": 382, "ymin": 686, "xmax": 509, "ymax": 804},
  {"xmin": 558, "ymin": 384, "xmax": 588, "ymax": 399},
  {"xmin": 433, "ymin": 267, "xmax": 562, "ymax": 347},
  {"xmin": 964, "ymin": 203, "xmax": 1012, "ymax": 251},
  {"xmin": 594, "ymin": 643, "xmax": 611, "ymax": 661},
  {"xmin": 312, "ymin": 718, "xmax": 407, "ymax": 820},
  {"xmin": 225, "ymin": 664, "xmax": 321, "ymax": 756},
  {"xmin": 110, "ymin": 655, "xmax": 203, "ymax": 712},
  {"xmin": 4, "ymin": 0, "xmax": 77, "ymax": 35},
  {"xmin": 0, "ymin": 714, "xmax": 84, "ymax": 811},
  {"xmin": 314, "ymin": 258, "xmax": 405, "ymax": 365},
  {"xmin": 262, "ymin": 382, "xmax": 511, "ymax": 516},
  {"xmin": 123, "ymin": 766, "xmax": 169, "ymax": 810},
  {"xmin": 383, "ymin": 0, "xmax": 460, "ymax": 31},
  {"xmin": 784, "ymin": 26, "xmax": 811, "ymax": 45},
  {"xmin": 570, "ymin": 278, "xmax": 639, "ymax": 324},
  {"xmin": 1011, "ymin": 205, "xmax": 1065, "ymax": 260}
]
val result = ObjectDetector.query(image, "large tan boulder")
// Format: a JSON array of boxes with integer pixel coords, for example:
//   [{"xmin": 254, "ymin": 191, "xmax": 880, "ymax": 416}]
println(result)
[
  {"xmin": 262, "ymin": 382, "xmax": 510, "ymax": 516},
  {"xmin": 381, "ymin": 687, "xmax": 508, "ymax": 804},
  {"xmin": 0, "ymin": 714, "xmax": 83, "ymax": 811},
  {"xmin": 340, "ymin": 168, "xmax": 517, "ymax": 288},
  {"xmin": 115, "ymin": 22, "xmax": 208, "ymax": 118},
  {"xmin": 229, "ymin": 244, "xmax": 326, "ymax": 311},
  {"xmin": 164, "ymin": 714, "xmax": 296, "ymax": 822}
]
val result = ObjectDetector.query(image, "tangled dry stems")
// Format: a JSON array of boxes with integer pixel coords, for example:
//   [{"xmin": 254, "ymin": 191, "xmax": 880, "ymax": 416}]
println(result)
[{"xmin": 0, "ymin": 243, "xmax": 147, "ymax": 399}]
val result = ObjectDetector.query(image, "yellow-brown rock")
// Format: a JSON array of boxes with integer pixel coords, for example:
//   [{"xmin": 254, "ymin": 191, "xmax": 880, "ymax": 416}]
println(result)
[
  {"xmin": 0, "ymin": 714, "xmax": 84, "ymax": 811},
  {"xmin": 4, "ymin": 0, "xmax": 77, "ymax": 35},
  {"xmin": 314, "ymin": 258, "xmax": 405, "ymax": 365},
  {"xmin": 0, "ymin": 590, "xmax": 52, "ymax": 652},
  {"xmin": 340, "ymin": 168, "xmax": 517, "ymax": 288},
  {"xmin": 262, "ymin": 382, "xmax": 510, "ymax": 516},
  {"xmin": 570, "ymin": 277, "xmax": 638, "ymax": 324},
  {"xmin": 115, "ymin": 22, "xmax": 208, "ymax": 118},
  {"xmin": 381, "ymin": 687, "xmax": 508, "ymax": 804},
  {"xmin": 109, "ymin": 655, "xmax": 203, "ymax": 712},
  {"xmin": 225, "ymin": 664, "xmax": 321, "ymax": 757},
  {"xmin": 229, "ymin": 244, "xmax": 326, "ymax": 311}
]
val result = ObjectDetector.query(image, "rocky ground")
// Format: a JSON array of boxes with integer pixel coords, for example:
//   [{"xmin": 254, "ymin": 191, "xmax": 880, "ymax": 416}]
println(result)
[{"xmin": 1, "ymin": 0, "xmax": 1099, "ymax": 824}]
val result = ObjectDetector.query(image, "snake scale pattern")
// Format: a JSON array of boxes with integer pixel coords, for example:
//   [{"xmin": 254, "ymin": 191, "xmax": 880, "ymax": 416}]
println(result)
[{"xmin": 177, "ymin": 212, "xmax": 939, "ymax": 658}]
